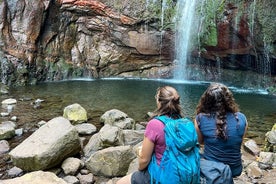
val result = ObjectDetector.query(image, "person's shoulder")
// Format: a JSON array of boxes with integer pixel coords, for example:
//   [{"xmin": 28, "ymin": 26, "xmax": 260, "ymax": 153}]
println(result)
[
  {"xmin": 236, "ymin": 112, "xmax": 246, "ymax": 119},
  {"xmin": 147, "ymin": 118, "xmax": 164, "ymax": 127},
  {"xmin": 235, "ymin": 112, "xmax": 247, "ymax": 126}
]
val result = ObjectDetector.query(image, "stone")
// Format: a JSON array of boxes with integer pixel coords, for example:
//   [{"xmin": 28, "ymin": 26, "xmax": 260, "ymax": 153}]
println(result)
[
  {"xmin": 0, "ymin": 121, "xmax": 16, "ymax": 140},
  {"xmin": 77, "ymin": 173, "xmax": 94, "ymax": 184},
  {"xmin": 85, "ymin": 145, "xmax": 135, "ymax": 177},
  {"xmin": 1, "ymin": 171, "xmax": 67, "ymax": 184},
  {"xmin": 63, "ymin": 175, "xmax": 79, "ymax": 184},
  {"xmin": 9, "ymin": 117, "xmax": 81, "ymax": 171},
  {"xmin": 61, "ymin": 157, "xmax": 83, "ymax": 175},
  {"xmin": 63, "ymin": 103, "xmax": 88, "ymax": 124},
  {"xmin": 100, "ymin": 109, "xmax": 134, "ymax": 129},
  {"xmin": 244, "ymin": 139, "xmax": 260, "ymax": 156},
  {"xmin": 7, "ymin": 166, "xmax": 23, "ymax": 178},
  {"xmin": 2, "ymin": 99, "xmax": 17, "ymax": 105},
  {"xmin": 0, "ymin": 140, "xmax": 10, "ymax": 154},
  {"xmin": 75, "ymin": 123, "xmax": 97, "ymax": 135}
]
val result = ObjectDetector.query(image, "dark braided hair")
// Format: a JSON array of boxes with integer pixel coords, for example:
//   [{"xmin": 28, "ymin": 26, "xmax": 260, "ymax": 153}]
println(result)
[{"xmin": 196, "ymin": 83, "xmax": 239, "ymax": 140}]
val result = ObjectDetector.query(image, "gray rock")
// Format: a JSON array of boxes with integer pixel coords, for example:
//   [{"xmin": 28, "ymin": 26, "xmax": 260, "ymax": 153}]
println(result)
[
  {"xmin": 7, "ymin": 166, "xmax": 23, "ymax": 178},
  {"xmin": 85, "ymin": 145, "xmax": 135, "ymax": 177},
  {"xmin": 0, "ymin": 140, "xmax": 10, "ymax": 154},
  {"xmin": 63, "ymin": 175, "xmax": 79, "ymax": 184},
  {"xmin": 1, "ymin": 98, "xmax": 17, "ymax": 105},
  {"xmin": 1, "ymin": 171, "xmax": 67, "ymax": 184},
  {"xmin": 9, "ymin": 117, "xmax": 81, "ymax": 171},
  {"xmin": 75, "ymin": 123, "xmax": 97, "ymax": 135},
  {"xmin": 0, "ymin": 121, "xmax": 16, "ymax": 140},
  {"xmin": 100, "ymin": 109, "xmax": 134, "ymax": 129},
  {"xmin": 77, "ymin": 173, "xmax": 94, "ymax": 184},
  {"xmin": 244, "ymin": 139, "xmax": 260, "ymax": 156},
  {"xmin": 61, "ymin": 157, "xmax": 83, "ymax": 175}
]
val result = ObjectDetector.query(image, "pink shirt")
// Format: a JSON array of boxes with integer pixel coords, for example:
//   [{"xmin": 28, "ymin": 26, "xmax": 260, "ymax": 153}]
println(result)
[{"xmin": 145, "ymin": 118, "xmax": 166, "ymax": 165}]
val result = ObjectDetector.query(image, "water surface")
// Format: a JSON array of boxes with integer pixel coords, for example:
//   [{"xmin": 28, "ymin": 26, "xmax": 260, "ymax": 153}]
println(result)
[{"xmin": 3, "ymin": 78, "xmax": 276, "ymax": 143}]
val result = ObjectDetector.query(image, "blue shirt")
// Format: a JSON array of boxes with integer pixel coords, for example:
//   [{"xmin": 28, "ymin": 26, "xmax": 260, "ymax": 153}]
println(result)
[{"xmin": 196, "ymin": 112, "xmax": 247, "ymax": 176}]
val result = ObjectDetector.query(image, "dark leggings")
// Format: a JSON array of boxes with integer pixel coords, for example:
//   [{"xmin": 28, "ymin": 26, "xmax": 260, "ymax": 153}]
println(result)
[{"xmin": 131, "ymin": 169, "xmax": 150, "ymax": 184}]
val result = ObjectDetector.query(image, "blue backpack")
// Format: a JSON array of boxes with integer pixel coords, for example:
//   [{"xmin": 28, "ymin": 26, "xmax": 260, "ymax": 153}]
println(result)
[{"xmin": 148, "ymin": 115, "xmax": 200, "ymax": 184}]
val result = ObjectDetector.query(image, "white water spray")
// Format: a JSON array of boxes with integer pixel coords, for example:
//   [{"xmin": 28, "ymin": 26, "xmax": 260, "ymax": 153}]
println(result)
[{"xmin": 174, "ymin": 0, "xmax": 197, "ymax": 80}]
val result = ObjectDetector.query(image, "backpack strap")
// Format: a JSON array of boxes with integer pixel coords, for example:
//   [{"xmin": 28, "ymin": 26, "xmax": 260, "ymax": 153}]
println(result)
[{"xmin": 154, "ymin": 115, "xmax": 169, "ymax": 125}]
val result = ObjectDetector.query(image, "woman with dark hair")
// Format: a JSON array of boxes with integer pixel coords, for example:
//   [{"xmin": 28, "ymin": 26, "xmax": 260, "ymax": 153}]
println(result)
[
  {"xmin": 117, "ymin": 86, "xmax": 184, "ymax": 184},
  {"xmin": 194, "ymin": 83, "xmax": 248, "ymax": 177}
]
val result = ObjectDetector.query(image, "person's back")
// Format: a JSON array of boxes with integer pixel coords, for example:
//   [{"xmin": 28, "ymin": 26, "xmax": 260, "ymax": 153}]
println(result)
[
  {"xmin": 194, "ymin": 83, "xmax": 248, "ymax": 177},
  {"xmin": 117, "ymin": 86, "xmax": 197, "ymax": 184},
  {"xmin": 196, "ymin": 112, "xmax": 247, "ymax": 176}
]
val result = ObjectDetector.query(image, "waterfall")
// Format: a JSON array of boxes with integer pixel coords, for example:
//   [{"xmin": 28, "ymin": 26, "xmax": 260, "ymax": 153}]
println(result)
[{"xmin": 174, "ymin": 0, "xmax": 197, "ymax": 80}]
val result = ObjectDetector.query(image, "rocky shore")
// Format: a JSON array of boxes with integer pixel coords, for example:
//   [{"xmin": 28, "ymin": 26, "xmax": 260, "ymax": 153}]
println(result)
[{"xmin": 0, "ymin": 99, "xmax": 275, "ymax": 184}]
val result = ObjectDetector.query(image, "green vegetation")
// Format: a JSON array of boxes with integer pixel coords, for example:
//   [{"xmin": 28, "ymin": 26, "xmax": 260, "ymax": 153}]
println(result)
[
  {"xmin": 255, "ymin": 0, "xmax": 276, "ymax": 55},
  {"xmin": 145, "ymin": 0, "xmax": 177, "ymax": 30},
  {"xmin": 196, "ymin": 0, "xmax": 225, "ymax": 47}
]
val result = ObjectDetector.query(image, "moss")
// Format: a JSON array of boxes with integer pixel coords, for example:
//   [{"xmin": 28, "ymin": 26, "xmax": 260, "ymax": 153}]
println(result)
[
  {"xmin": 267, "ymin": 86, "xmax": 276, "ymax": 96},
  {"xmin": 142, "ymin": 0, "xmax": 177, "ymax": 30},
  {"xmin": 196, "ymin": 0, "xmax": 225, "ymax": 47},
  {"xmin": 204, "ymin": 23, "xmax": 217, "ymax": 46},
  {"xmin": 256, "ymin": 1, "xmax": 276, "ymax": 42}
]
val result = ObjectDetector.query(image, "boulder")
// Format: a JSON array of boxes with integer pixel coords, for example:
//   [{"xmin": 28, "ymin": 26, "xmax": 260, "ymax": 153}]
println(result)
[
  {"xmin": 85, "ymin": 145, "xmax": 135, "ymax": 177},
  {"xmin": 1, "ymin": 171, "xmax": 67, "ymax": 184},
  {"xmin": 0, "ymin": 121, "xmax": 16, "ymax": 140},
  {"xmin": 100, "ymin": 109, "xmax": 134, "ymax": 129},
  {"xmin": 63, "ymin": 103, "xmax": 88, "ymax": 124},
  {"xmin": 9, "ymin": 117, "xmax": 81, "ymax": 171},
  {"xmin": 83, "ymin": 124, "xmax": 123, "ymax": 158}
]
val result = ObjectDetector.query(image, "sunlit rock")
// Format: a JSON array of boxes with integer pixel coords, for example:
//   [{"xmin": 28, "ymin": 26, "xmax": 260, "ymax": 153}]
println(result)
[{"xmin": 63, "ymin": 103, "xmax": 88, "ymax": 124}]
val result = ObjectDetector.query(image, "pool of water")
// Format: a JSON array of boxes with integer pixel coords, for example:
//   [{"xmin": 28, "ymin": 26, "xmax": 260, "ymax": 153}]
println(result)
[{"xmin": 2, "ymin": 78, "xmax": 276, "ymax": 144}]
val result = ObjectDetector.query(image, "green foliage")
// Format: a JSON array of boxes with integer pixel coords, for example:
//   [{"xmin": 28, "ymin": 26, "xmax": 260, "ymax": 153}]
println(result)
[
  {"xmin": 267, "ymin": 86, "xmax": 276, "ymax": 96},
  {"xmin": 255, "ymin": 0, "xmax": 276, "ymax": 53},
  {"xmin": 146, "ymin": 0, "xmax": 177, "ymax": 30},
  {"xmin": 196, "ymin": 0, "xmax": 225, "ymax": 47}
]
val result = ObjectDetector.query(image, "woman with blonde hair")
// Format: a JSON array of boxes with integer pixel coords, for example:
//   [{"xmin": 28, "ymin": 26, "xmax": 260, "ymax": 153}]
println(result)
[{"xmin": 194, "ymin": 83, "xmax": 248, "ymax": 177}]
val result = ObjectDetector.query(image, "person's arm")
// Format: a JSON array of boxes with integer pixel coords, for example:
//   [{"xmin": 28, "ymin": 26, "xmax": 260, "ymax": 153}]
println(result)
[
  {"xmin": 194, "ymin": 119, "xmax": 204, "ymax": 144},
  {"xmin": 138, "ymin": 136, "xmax": 154, "ymax": 171},
  {"xmin": 242, "ymin": 119, "xmax": 249, "ymax": 141}
]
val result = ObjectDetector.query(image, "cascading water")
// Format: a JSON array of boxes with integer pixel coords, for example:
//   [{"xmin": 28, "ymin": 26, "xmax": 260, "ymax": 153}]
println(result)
[{"xmin": 174, "ymin": 0, "xmax": 197, "ymax": 80}]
